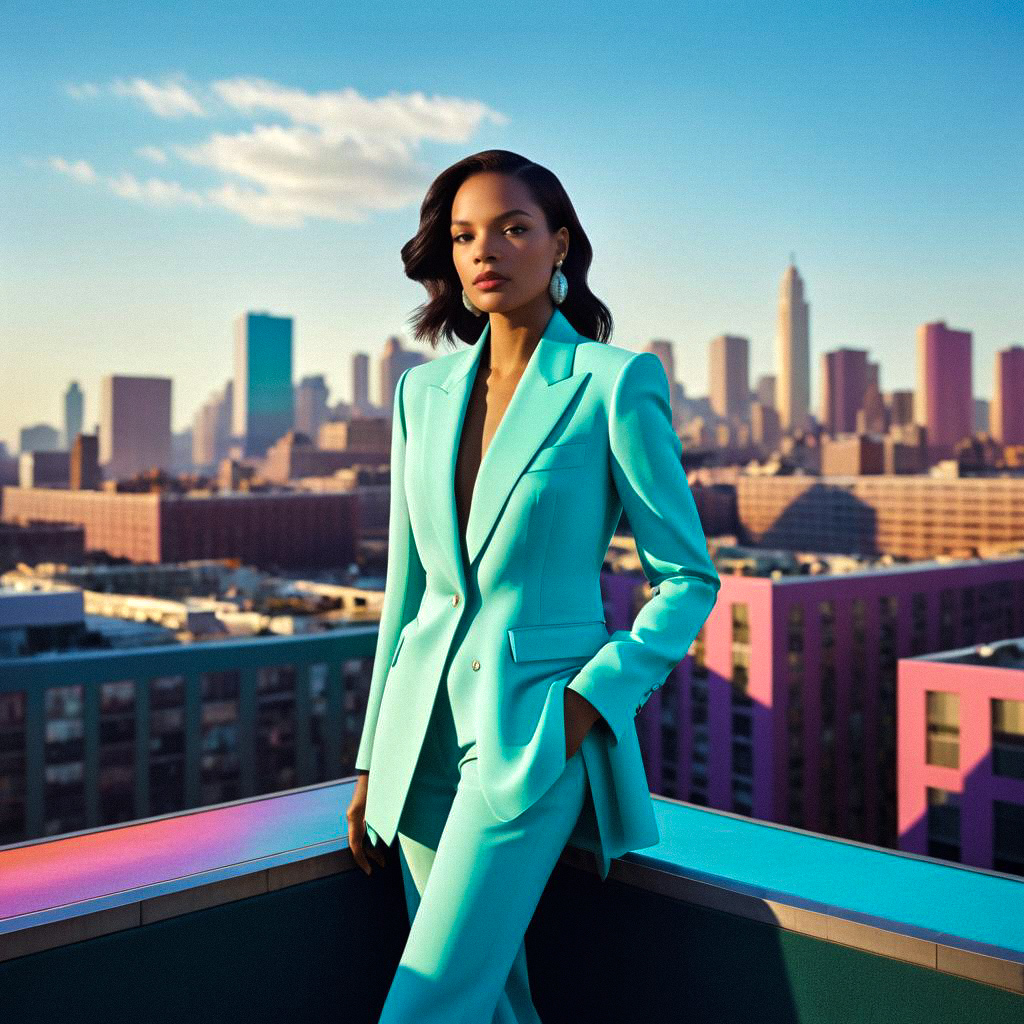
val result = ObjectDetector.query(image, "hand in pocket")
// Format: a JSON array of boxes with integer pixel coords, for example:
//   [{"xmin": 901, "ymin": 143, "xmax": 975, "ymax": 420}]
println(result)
[{"xmin": 563, "ymin": 685, "xmax": 600, "ymax": 761}]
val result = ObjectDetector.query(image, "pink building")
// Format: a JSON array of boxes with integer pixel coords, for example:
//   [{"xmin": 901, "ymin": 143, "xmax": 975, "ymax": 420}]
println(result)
[
  {"xmin": 609, "ymin": 555, "xmax": 1024, "ymax": 852},
  {"xmin": 915, "ymin": 321, "xmax": 973, "ymax": 461},
  {"xmin": 991, "ymin": 345, "xmax": 1024, "ymax": 446},
  {"xmin": 898, "ymin": 638, "xmax": 1024, "ymax": 875},
  {"xmin": 99, "ymin": 375, "xmax": 173, "ymax": 481}
]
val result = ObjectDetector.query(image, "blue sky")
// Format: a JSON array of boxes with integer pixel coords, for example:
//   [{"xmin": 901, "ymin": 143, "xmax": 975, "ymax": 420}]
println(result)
[{"xmin": 2, "ymin": 1, "xmax": 1021, "ymax": 449}]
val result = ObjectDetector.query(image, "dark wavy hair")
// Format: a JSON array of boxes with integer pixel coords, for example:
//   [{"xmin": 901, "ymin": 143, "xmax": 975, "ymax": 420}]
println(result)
[{"xmin": 400, "ymin": 150, "xmax": 613, "ymax": 350}]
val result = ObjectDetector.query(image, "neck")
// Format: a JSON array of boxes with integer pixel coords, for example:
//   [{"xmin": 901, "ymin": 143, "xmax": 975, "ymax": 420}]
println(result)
[{"xmin": 485, "ymin": 297, "xmax": 556, "ymax": 378}]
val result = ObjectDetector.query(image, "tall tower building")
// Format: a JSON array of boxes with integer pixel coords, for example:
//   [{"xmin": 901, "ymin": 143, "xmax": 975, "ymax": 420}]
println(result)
[
  {"xmin": 709, "ymin": 335, "xmax": 750, "ymax": 420},
  {"xmin": 233, "ymin": 312, "xmax": 294, "ymax": 458},
  {"xmin": 776, "ymin": 261, "xmax": 810, "ymax": 432},
  {"xmin": 99, "ymin": 375, "xmax": 172, "ymax": 480},
  {"xmin": 915, "ymin": 321, "xmax": 973, "ymax": 460},
  {"xmin": 991, "ymin": 345, "xmax": 1024, "ymax": 445},
  {"xmin": 820, "ymin": 348, "xmax": 869, "ymax": 435},
  {"xmin": 64, "ymin": 381, "xmax": 84, "ymax": 450},
  {"xmin": 755, "ymin": 374, "xmax": 777, "ymax": 408},
  {"xmin": 378, "ymin": 336, "xmax": 424, "ymax": 414},
  {"xmin": 192, "ymin": 380, "xmax": 233, "ymax": 469},
  {"xmin": 645, "ymin": 340, "xmax": 677, "ymax": 390},
  {"xmin": 295, "ymin": 374, "xmax": 330, "ymax": 439},
  {"xmin": 352, "ymin": 353, "xmax": 370, "ymax": 411},
  {"xmin": 71, "ymin": 433, "xmax": 101, "ymax": 490}
]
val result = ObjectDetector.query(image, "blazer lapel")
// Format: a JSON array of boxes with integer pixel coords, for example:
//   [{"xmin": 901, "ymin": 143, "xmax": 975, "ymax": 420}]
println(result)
[{"xmin": 421, "ymin": 307, "xmax": 590, "ymax": 591}]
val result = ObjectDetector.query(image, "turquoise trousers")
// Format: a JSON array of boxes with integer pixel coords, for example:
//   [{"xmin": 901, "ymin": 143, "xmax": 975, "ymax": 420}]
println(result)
[{"xmin": 376, "ymin": 671, "xmax": 588, "ymax": 1024}]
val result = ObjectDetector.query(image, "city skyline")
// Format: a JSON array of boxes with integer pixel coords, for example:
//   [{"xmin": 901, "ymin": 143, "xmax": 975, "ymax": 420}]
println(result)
[{"xmin": 3, "ymin": 3, "xmax": 1021, "ymax": 450}]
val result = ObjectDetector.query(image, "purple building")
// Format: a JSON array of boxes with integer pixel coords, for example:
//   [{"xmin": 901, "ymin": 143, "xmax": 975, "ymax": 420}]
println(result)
[
  {"xmin": 916, "ymin": 321, "xmax": 973, "ymax": 461},
  {"xmin": 991, "ymin": 345, "xmax": 1024, "ymax": 446},
  {"xmin": 820, "ymin": 348, "xmax": 869, "ymax": 435},
  {"xmin": 898, "ymin": 638, "xmax": 1024, "ymax": 875},
  {"xmin": 609, "ymin": 555, "xmax": 1024, "ymax": 851},
  {"xmin": 99, "ymin": 375, "xmax": 172, "ymax": 481}
]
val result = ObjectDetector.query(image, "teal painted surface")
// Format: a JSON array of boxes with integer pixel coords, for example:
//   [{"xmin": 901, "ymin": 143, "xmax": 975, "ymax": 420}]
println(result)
[
  {"xmin": 6, "ymin": 772, "xmax": 1023, "ymax": 968},
  {"xmin": 647, "ymin": 801, "xmax": 1024, "ymax": 955}
]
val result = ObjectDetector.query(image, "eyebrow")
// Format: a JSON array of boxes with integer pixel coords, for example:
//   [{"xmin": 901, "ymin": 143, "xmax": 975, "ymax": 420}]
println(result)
[{"xmin": 451, "ymin": 209, "xmax": 534, "ymax": 227}]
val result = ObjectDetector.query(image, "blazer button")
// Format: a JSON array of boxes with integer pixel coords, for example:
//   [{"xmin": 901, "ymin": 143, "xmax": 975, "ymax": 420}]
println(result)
[
  {"xmin": 451, "ymin": 594, "xmax": 460, "ymax": 607},
  {"xmin": 471, "ymin": 659, "xmax": 480, "ymax": 671}
]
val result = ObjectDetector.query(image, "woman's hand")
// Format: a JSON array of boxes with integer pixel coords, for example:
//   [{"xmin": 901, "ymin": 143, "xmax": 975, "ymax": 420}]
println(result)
[
  {"xmin": 564, "ymin": 687, "xmax": 600, "ymax": 761},
  {"xmin": 347, "ymin": 772, "xmax": 389, "ymax": 875}
]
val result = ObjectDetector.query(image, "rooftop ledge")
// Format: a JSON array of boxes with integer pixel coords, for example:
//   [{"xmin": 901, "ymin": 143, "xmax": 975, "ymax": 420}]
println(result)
[{"xmin": 1, "ymin": 782, "xmax": 1022, "ymax": 1021}]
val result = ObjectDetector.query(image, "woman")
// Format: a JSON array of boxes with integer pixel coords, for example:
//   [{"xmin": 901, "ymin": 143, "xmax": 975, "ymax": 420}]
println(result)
[{"xmin": 346, "ymin": 150, "xmax": 721, "ymax": 1022}]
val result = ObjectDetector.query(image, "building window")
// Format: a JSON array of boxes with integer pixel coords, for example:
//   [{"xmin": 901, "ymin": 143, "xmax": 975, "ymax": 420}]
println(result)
[
  {"xmin": 150, "ymin": 675, "xmax": 186, "ymax": 815},
  {"xmin": 925, "ymin": 690, "xmax": 960, "ymax": 769},
  {"xmin": 200, "ymin": 670, "xmax": 241, "ymax": 804},
  {"xmin": 911, "ymin": 592, "xmax": 928, "ymax": 655},
  {"xmin": 993, "ymin": 799, "xmax": 1024, "ymax": 877},
  {"xmin": 992, "ymin": 698, "xmax": 1024, "ymax": 781},
  {"xmin": 787, "ymin": 603, "xmax": 805, "ymax": 828},
  {"xmin": 730, "ymin": 603, "xmax": 751, "ymax": 706},
  {"xmin": 0, "ymin": 692, "xmax": 27, "ymax": 845},
  {"xmin": 43, "ymin": 685, "xmax": 86, "ymax": 837},
  {"xmin": 926, "ymin": 786, "xmax": 961, "ymax": 862},
  {"xmin": 255, "ymin": 664, "xmax": 298, "ymax": 795},
  {"xmin": 98, "ymin": 679, "xmax": 135, "ymax": 826}
]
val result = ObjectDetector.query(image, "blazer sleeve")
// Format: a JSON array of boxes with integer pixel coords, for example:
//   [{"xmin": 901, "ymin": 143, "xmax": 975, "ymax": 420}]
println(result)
[
  {"xmin": 566, "ymin": 351, "xmax": 721, "ymax": 745},
  {"xmin": 354, "ymin": 366, "xmax": 426, "ymax": 772}
]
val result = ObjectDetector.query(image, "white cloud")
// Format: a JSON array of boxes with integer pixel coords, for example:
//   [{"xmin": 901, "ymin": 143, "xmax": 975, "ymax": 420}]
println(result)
[
  {"xmin": 107, "ymin": 172, "xmax": 206, "ymax": 207},
  {"xmin": 110, "ymin": 76, "xmax": 206, "ymax": 118},
  {"xmin": 52, "ymin": 75, "xmax": 507, "ymax": 228},
  {"xmin": 49, "ymin": 156, "xmax": 98, "ymax": 183},
  {"xmin": 136, "ymin": 145, "xmax": 169, "ymax": 164},
  {"xmin": 66, "ymin": 82, "xmax": 100, "ymax": 100}
]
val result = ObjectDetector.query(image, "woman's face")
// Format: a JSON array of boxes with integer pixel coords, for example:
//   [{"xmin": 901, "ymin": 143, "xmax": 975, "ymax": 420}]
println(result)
[{"xmin": 450, "ymin": 171, "xmax": 568, "ymax": 317}]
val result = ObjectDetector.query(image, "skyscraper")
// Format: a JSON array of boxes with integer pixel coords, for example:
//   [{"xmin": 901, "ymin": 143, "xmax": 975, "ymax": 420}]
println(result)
[
  {"xmin": 64, "ymin": 381, "xmax": 84, "ymax": 450},
  {"xmin": 820, "ymin": 349, "xmax": 869, "ymax": 435},
  {"xmin": 192, "ymin": 380, "xmax": 233, "ymax": 470},
  {"xmin": 352, "ymin": 352, "xmax": 369, "ymax": 411},
  {"xmin": 378, "ymin": 336, "xmax": 424, "ymax": 415},
  {"xmin": 295, "ymin": 374, "xmax": 330, "ymax": 440},
  {"xmin": 233, "ymin": 312, "xmax": 294, "ymax": 458},
  {"xmin": 709, "ymin": 335, "xmax": 750, "ymax": 420},
  {"xmin": 915, "ymin": 321, "xmax": 973, "ymax": 460},
  {"xmin": 776, "ymin": 261, "xmax": 810, "ymax": 432},
  {"xmin": 99, "ymin": 375, "xmax": 172, "ymax": 480},
  {"xmin": 991, "ymin": 345, "xmax": 1024, "ymax": 445}
]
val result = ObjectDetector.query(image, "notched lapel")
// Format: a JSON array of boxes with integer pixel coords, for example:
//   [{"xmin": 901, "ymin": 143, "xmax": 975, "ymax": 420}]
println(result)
[{"xmin": 420, "ymin": 308, "xmax": 590, "ymax": 591}]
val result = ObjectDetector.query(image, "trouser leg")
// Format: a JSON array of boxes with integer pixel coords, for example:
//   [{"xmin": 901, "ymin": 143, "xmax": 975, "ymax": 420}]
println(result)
[{"xmin": 381, "ymin": 753, "xmax": 586, "ymax": 1024}]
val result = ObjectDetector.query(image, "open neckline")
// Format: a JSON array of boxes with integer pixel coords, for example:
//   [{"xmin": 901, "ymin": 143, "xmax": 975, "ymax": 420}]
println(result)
[{"xmin": 454, "ymin": 331, "xmax": 540, "ymax": 550}]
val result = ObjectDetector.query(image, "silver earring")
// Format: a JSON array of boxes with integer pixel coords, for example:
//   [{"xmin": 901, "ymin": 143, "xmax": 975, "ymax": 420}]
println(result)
[
  {"xmin": 462, "ymin": 288, "xmax": 484, "ymax": 316},
  {"xmin": 549, "ymin": 259, "xmax": 568, "ymax": 305}
]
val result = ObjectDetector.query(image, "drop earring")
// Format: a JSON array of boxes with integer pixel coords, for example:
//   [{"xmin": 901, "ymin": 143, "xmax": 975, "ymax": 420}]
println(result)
[
  {"xmin": 462, "ymin": 288, "xmax": 484, "ymax": 316},
  {"xmin": 549, "ymin": 259, "xmax": 568, "ymax": 305}
]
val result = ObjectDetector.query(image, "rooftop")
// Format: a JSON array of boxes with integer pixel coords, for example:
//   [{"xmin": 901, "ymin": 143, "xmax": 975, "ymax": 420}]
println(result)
[{"xmin": 1, "ymin": 780, "xmax": 1022, "ymax": 1020}]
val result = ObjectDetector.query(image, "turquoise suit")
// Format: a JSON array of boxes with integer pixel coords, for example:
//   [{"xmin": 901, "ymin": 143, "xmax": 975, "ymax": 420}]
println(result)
[
  {"xmin": 358, "ymin": 306, "xmax": 721, "ymax": 1021},
  {"xmin": 356, "ymin": 305, "xmax": 721, "ymax": 882}
]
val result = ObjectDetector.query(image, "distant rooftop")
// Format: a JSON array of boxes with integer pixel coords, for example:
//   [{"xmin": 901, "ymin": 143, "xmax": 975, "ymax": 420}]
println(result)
[{"xmin": 914, "ymin": 637, "xmax": 1024, "ymax": 670}]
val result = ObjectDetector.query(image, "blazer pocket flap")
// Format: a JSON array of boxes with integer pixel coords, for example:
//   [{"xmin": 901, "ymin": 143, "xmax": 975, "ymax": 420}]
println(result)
[
  {"xmin": 507, "ymin": 619, "xmax": 609, "ymax": 662},
  {"xmin": 525, "ymin": 440, "xmax": 587, "ymax": 473}
]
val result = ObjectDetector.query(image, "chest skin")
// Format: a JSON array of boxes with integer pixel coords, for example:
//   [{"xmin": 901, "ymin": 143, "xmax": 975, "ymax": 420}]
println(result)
[{"xmin": 454, "ymin": 347, "xmax": 530, "ymax": 548}]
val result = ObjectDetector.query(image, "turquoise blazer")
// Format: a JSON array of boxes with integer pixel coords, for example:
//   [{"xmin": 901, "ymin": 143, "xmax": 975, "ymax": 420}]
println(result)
[{"xmin": 355, "ymin": 307, "xmax": 721, "ymax": 879}]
